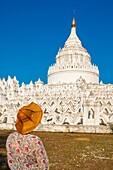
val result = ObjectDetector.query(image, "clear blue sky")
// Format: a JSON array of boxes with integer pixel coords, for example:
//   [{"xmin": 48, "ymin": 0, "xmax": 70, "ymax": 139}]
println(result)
[{"xmin": 0, "ymin": 0, "xmax": 113, "ymax": 85}]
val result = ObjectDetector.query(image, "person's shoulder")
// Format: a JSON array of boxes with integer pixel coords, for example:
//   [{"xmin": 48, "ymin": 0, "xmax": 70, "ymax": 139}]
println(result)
[
  {"xmin": 8, "ymin": 131, "xmax": 19, "ymax": 137},
  {"xmin": 7, "ymin": 132, "xmax": 21, "ymax": 140},
  {"xmin": 28, "ymin": 134, "xmax": 41, "ymax": 141}
]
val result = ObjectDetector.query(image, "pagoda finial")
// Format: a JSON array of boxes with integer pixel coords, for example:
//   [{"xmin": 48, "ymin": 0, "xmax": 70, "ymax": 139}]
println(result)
[
  {"xmin": 71, "ymin": 10, "xmax": 76, "ymax": 28},
  {"xmin": 71, "ymin": 18, "xmax": 76, "ymax": 28}
]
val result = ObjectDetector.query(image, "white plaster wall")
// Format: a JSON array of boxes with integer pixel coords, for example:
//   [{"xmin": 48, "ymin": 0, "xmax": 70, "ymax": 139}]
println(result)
[{"xmin": 48, "ymin": 69, "xmax": 99, "ymax": 84}]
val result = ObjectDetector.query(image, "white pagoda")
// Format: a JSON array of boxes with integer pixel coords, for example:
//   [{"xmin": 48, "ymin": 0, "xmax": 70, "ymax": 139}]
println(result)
[
  {"xmin": 48, "ymin": 18, "xmax": 99, "ymax": 84},
  {"xmin": 0, "ymin": 18, "xmax": 113, "ymax": 133}
]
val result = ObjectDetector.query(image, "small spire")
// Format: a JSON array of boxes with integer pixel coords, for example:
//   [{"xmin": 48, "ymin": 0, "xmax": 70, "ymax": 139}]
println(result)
[
  {"xmin": 71, "ymin": 10, "xmax": 76, "ymax": 28},
  {"xmin": 71, "ymin": 18, "xmax": 76, "ymax": 28}
]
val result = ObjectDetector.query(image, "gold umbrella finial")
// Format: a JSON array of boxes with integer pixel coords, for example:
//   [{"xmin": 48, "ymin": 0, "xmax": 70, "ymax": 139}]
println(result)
[
  {"xmin": 71, "ymin": 10, "xmax": 76, "ymax": 28},
  {"xmin": 71, "ymin": 18, "xmax": 76, "ymax": 28}
]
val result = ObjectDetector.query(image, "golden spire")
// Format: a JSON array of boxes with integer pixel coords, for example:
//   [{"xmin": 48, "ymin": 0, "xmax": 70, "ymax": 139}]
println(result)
[{"xmin": 71, "ymin": 18, "xmax": 76, "ymax": 28}]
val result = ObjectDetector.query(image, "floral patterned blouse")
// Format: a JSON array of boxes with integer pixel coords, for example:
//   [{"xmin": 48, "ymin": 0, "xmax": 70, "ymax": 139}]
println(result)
[{"xmin": 6, "ymin": 132, "xmax": 49, "ymax": 170}]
